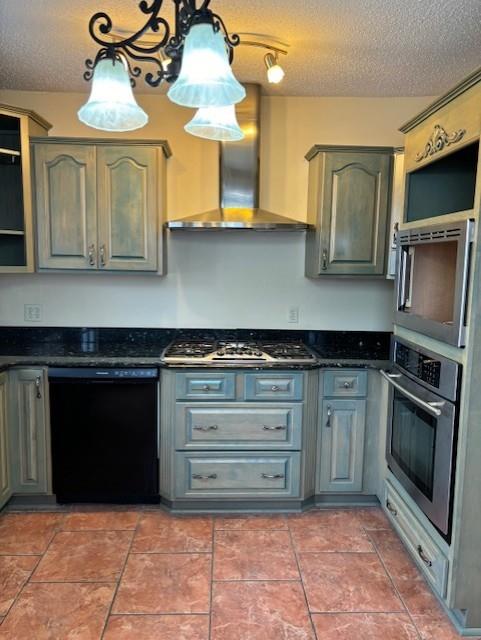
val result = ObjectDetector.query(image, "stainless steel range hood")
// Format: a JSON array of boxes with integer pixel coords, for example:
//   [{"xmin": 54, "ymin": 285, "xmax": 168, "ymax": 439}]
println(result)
[{"xmin": 166, "ymin": 84, "xmax": 308, "ymax": 231}]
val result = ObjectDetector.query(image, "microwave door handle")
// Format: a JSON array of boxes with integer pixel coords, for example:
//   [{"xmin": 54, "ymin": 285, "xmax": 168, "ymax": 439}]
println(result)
[{"xmin": 380, "ymin": 370, "xmax": 444, "ymax": 418}]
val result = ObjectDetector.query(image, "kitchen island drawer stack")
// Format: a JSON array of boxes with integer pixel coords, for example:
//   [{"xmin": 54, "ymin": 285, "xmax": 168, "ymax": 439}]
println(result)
[{"xmin": 163, "ymin": 370, "xmax": 310, "ymax": 503}]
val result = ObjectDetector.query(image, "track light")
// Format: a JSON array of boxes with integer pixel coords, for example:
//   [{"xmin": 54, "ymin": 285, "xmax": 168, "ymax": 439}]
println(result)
[{"xmin": 264, "ymin": 52, "xmax": 285, "ymax": 84}]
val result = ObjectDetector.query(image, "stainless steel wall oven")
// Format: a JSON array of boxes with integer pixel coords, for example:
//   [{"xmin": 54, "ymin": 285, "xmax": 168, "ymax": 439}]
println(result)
[
  {"xmin": 395, "ymin": 219, "xmax": 474, "ymax": 347},
  {"xmin": 382, "ymin": 338, "xmax": 461, "ymax": 538}
]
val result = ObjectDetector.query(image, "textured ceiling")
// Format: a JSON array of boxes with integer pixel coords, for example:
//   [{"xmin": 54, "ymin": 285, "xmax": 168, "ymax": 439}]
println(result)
[{"xmin": 1, "ymin": 0, "xmax": 481, "ymax": 96}]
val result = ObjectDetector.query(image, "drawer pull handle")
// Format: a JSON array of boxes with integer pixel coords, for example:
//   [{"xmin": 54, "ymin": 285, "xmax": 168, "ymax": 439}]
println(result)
[
  {"xmin": 193, "ymin": 425, "xmax": 218, "ymax": 432},
  {"xmin": 343, "ymin": 381, "xmax": 353, "ymax": 389},
  {"xmin": 263, "ymin": 425, "xmax": 287, "ymax": 431},
  {"xmin": 417, "ymin": 545, "xmax": 433, "ymax": 567},
  {"xmin": 192, "ymin": 473, "xmax": 217, "ymax": 480},
  {"xmin": 326, "ymin": 405, "xmax": 333, "ymax": 428},
  {"xmin": 322, "ymin": 248, "xmax": 328, "ymax": 271},
  {"xmin": 386, "ymin": 500, "xmax": 398, "ymax": 517},
  {"xmin": 261, "ymin": 473, "xmax": 285, "ymax": 479},
  {"xmin": 271, "ymin": 385, "xmax": 280, "ymax": 392}
]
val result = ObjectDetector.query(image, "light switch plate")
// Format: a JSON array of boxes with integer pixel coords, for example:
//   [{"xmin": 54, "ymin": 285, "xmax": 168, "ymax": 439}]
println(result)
[{"xmin": 24, "ymin": 304, "xmax": 43, "ymax": 322}]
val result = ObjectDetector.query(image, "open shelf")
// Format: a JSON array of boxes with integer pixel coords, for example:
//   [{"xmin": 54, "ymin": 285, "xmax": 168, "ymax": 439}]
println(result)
[
  {"xmin": 0, "ymin": 229, "xmax": 25, "ymax": 235},
  {"xmin": 0, "ymin": 114, "xmax": 21, "ymax": 153},
  {"xmin": 0, "ymin": 147, "xmax": 21, "ymax": 157},
  {"xmin": 405, "ymin": 141, "xmax": 479, "ymax": 222}
]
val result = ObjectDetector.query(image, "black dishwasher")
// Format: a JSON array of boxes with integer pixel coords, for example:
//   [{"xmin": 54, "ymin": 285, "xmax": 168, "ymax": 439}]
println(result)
[{"xmin": 49, "ymin": 368, "xmax": 159, "ymax": 504}]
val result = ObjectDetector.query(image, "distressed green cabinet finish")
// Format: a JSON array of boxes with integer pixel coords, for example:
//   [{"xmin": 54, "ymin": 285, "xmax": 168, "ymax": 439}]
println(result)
[
  {"xmin": 176, "ymin": 372, "xmax": 236, "ymax": 400},
  {"xmin": 319, "ymin": 398, "xmax": 366, "ymax": 492},
  {"xmin": 8, "ymin": 368, "xmax": 50, "ymax": 494},
  {"xmin": 97, "ymin": 146, "xmax": 158, "ymax": 271},
  {"xmin": 0, "ymin": 373, "xmax": 11, "ymax": 508},
  {"xmin": 33, "ymin": 139, "xmax": 170, "ymax": 273},
  {"xmin": 305, "ymin": 146, "xmax": 393, "ymax": 277},
  {"xmin": 175, "ymin": 403, "xmax": 302, "ymax": 450},
  {"xmin": 35, "ymin": 144, "xmax": 97, "ymax": 270},
  {"xmin": 175, "ymin": 451, "xmax": 301, "ymax": 498}
]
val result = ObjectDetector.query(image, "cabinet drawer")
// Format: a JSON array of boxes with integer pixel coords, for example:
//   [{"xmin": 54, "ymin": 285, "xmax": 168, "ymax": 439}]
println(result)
[
  {"xmin": 323, "ymin": 370, "xmax": 367, "ymax": 397},
  {"xmin": 175, "ymin": 403, "xmax": 302, "ymax": 450},
  {"xmin": 175, "ymin": 373, "xmax": 236, "ymax": 400},
  {"xmin": 175, "ymin": 452, "xmax": 301, "ymax": 498},
  {"xmin": 244, "ymin": 373, "xmax": 303, "ymax": 401},
  {"xmin": 384, "ymin": 480, "xmax": 449, "ymax": 597}
]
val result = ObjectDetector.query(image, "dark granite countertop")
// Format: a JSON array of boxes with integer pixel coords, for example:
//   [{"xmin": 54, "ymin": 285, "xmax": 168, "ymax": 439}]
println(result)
[{"xmin": 0, "ymin": 327, "xmax": 392, "ymax": 372}]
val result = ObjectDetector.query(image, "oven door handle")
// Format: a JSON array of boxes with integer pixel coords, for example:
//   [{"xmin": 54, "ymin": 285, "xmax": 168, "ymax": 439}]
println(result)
[{"xmin": 380, "ymin": 370, "xmax": 444, "ymax": 417}]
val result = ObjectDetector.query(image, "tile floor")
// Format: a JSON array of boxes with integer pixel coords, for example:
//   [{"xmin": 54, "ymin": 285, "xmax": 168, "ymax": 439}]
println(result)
[{"xmin": 0, "ymin": 506, "xmax": 474, "ymax": 639}]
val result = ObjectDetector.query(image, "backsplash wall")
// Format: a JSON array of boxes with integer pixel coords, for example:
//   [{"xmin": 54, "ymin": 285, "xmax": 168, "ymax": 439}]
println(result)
[
  {"xmin": 0, "ymin": 233, "xmax": 394, "ymax": 329},
  {"xmin": 0, "ymin": 90, "xmax": 431, "ymax": 330}
]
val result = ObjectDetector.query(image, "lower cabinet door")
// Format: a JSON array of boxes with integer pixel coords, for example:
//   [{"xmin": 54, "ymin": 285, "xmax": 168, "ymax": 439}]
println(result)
[
  {"xmin": 9, "ymin": 369, "xmax": 50, "ymax": 494},
  {"xmin": 175, "ymin": 452, "xmax": 301, "ymax": 499},
  {"xmin": 319, "ymin": 398, "xmax": 366, "ymax": 492},
  {"xmin": 0, "ymin": 373, "xmax": 12, "ymax": 509}
]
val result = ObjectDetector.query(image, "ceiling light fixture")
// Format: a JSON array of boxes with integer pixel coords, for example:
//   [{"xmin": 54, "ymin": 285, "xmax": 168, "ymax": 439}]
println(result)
[
  {"xmin": 79, "ymin": 0, "xmax": 244, "ymax": 135},
  {"xmin": 185, "ymin": 104, "xmax": 244, "ymax": 141},
  {"xmin": 264, "ymin": 52, "xmax": 285, "ymax": 84},
  {"xmin": 234, "ymin": 34, "xmax": 288, "ymax": 85}
]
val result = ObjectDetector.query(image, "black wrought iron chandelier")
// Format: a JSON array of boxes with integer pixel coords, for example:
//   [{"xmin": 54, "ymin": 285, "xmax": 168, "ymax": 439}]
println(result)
[{"xmin": 78, "ymin": 0, "xmax": 246, "ymax": 139}]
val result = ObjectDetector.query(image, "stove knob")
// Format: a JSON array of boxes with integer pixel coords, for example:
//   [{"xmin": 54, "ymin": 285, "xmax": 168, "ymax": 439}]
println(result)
[
  {"xmin": 217, "ymin": 351, "xmax": 225, "ymax": 356},
  {"xmin": 255, "ymin": 351, "xmax": 263, "ymax": 357}
]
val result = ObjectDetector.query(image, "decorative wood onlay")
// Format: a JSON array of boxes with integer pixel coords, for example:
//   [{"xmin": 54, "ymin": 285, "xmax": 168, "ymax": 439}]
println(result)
[{"xmin": 415, "ymin": 124, "xmax": 466, "ymax": 162}]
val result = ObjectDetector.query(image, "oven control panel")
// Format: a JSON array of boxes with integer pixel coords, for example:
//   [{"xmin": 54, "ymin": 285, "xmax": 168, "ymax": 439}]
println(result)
[
  {"xmin": 395, "ymin": 342, "xmax": 441, "ymax": 388},
  {"xmin": 392, "ymin": 337, "xmax": 460, "ymax": 402}
]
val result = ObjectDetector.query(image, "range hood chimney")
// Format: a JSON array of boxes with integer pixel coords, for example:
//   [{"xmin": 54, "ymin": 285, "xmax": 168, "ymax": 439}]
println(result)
[{"xmin": 166, "ymin": 84, "xmax": 308, "ymax": 230}]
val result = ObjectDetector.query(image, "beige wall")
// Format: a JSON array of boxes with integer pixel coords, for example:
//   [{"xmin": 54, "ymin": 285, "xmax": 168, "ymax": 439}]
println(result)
[{"xmin": 0, "ymin": 89, "xmax": 432, "ymax": 330}]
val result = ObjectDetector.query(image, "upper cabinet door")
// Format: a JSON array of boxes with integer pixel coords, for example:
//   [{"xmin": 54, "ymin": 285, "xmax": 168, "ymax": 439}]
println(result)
[
  {"xmin": 97, "ymin": 146, "xmax": 159, "ymax": 272},
  {"xmin": 34, "ymin": 144, "xmax": 97, "ymax": 270},
  {"xmin": 305, "ymin": 148, "xmax": 392, "ymax": 277}
]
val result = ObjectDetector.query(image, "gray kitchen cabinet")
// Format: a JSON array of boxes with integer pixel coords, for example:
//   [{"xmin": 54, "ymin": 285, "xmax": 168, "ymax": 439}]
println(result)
[
  {"xmin": 319, "ymin": 398, "xmax": 366, "ymax": 492},
  {"xmin": 33, "ymin": 138, "xmax": 171, "ymax": 273},
  {"xmin": 160, "ymin": 369, "xmax": 319, "ymax": 506},
  {"xmin": 8, "ymin": 368, "xmax": 50, "ymax": 494},
  {"xmin": 35, "ymin": 143, "xmax": 97, "ymax": 270},
  {"xmin": 0, "ymin": 372, "xmax": 12, "ymax": 508},
  {"xmin": 305, "ymin": 145, "xmax": 393, "ymax": 277},
  {"xmin": 318, "ymin": 369, "xmax": 367, "ymax": 493},
  {"xmin": 96, "ymin": 146, "xmax": 159, "ymax": 271},
  {"xmin": 0, "ymin": 104, "xmax": 51, "ymax": 273}
]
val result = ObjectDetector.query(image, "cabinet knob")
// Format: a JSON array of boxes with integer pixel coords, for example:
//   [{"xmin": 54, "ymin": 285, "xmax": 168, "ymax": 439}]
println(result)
[
  {"xmin": 271, "ymin": 385, "xmax": 279, "ymax": 392},
  {"xmin": 343, "ymin": 381, "xmax": 353, "ymax": 389},
  {"xmin": 202, "ymin": 385, "xmax": 211, "ymax": 391}
]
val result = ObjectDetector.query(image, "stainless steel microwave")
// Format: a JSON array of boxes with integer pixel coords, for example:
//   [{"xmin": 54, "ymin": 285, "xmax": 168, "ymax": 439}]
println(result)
[{"xmin": 395, "ymin": 220, "xmax": 474, "ymax": 347}]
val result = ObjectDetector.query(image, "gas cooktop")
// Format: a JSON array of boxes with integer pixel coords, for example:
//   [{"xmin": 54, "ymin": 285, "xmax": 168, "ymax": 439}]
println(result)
[{"xmin": 162, "ymin": 340, "xmax": 318, "ymax": 366}]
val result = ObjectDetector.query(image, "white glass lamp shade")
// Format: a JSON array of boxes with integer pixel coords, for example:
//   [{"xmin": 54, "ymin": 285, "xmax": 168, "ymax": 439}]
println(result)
[
  {"xmin": 185, "ymin": 104, "xmax": 244, "ymax": 141},
  {"xmin": 78, "ymin": 58, "xmax": 148, "ymax": 132},
  {"xmin": 168, "ymin": 23, "xmax": 246, "ymax": 108}
]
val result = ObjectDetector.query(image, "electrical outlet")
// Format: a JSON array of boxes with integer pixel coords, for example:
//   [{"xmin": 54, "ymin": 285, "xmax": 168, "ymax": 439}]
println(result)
[
  {"xmin": 288, "ymin": 306, "xmax": 299, "ymax": 323},
  {"xmin": 24, "ymin": 304, "xmax": 42, "ymax": 322}
]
